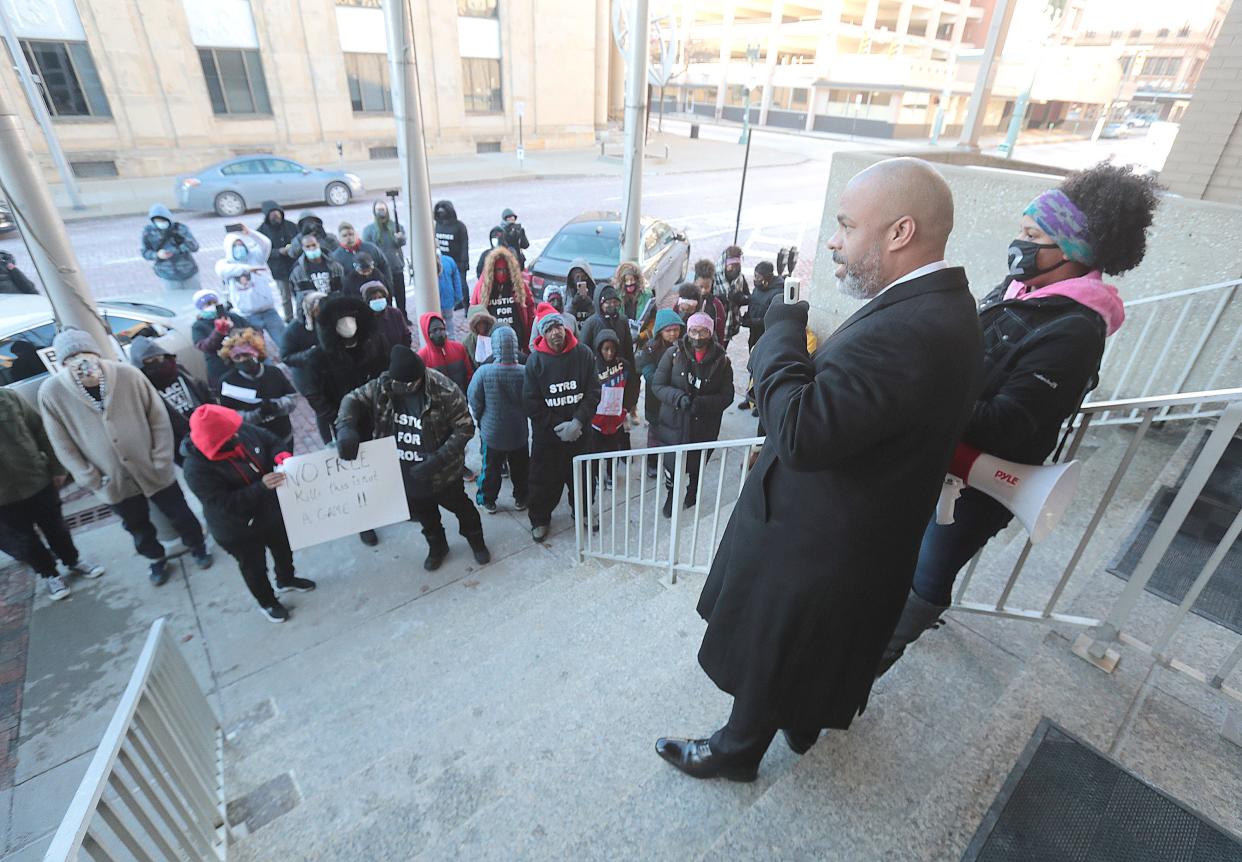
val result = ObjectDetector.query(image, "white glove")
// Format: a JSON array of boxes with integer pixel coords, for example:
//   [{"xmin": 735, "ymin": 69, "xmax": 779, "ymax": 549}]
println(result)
[{"xmin": 554, "ymin": 418, "xmax": 583, "ymax": 443}]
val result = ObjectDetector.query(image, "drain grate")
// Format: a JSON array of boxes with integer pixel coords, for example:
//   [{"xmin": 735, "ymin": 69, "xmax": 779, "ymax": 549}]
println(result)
[
  {"xmin": 63, "ymin": 503, "xmax": 117, "ymax": 533},
  {"xmin": 962, "ymin": 719, "xmax": 1242, "ymax": 861}
]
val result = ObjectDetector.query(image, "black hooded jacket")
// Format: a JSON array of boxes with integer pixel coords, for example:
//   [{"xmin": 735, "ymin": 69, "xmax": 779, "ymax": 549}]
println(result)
[
  {"xmin": 565, "ymin": 259, "xmax": 597, "ymax": 326},
  {"xmin": 256, "ymin": 201, "xmax": 301, "ymax": 280},
  {"xmin": 579, "ymin": 283, "xmax": 636, "ymax": 369},
  {"xmin": 304, "ymin": 294, "xmax": 389, "ymax": 423},
  {"xmin": 433, "ymin": 200, "xmax": 469, "ymax": 291},
  {"xmin": 181, "ymin": 424, "xmax": 285, "ymax": 546},
  {"xmin": 294, "ymin": 211, "xmax": 340, "ymax": 255}
]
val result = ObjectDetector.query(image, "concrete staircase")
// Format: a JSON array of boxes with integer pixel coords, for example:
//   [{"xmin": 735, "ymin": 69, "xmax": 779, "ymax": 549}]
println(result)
[{"xmin": 221, "ymin": 494, "xmax": 1242, "ymax": 860}]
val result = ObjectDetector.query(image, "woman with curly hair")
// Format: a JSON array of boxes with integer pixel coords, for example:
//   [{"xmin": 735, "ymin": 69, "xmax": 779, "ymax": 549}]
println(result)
[
  {"xmin": 471, "ymin": 246, "xmax": 536, "ymax": 349},
  {"xmin": 217, "ymin": 328, "xmax": 300, "ymax": 452},
  {"xmin": 879, "ymin": 162, "xmax": 1161, "ymax": 674}
]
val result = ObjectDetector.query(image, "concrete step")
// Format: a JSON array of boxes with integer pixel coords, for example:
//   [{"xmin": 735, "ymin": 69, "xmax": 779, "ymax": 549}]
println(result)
[
  {"xmin": 227, "ymin": 558, "xmax": 675, "ymax": 859},
  {"xmin": 411, "ymin": 580, "xmax": 755, "ymax": 860}
]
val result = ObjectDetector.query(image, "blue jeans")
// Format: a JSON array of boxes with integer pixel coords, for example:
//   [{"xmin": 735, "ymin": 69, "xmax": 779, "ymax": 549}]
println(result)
[
  {"xmin": 245, "ymin": 308, "xmax": 287, "ymax": 353},
  {"xmin": 911, "ymin": 487, "xmax": 1013, "ymax": 606}
]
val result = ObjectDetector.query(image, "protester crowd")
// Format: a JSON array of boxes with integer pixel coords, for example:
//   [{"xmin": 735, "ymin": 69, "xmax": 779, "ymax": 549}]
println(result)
[{"xmin": 0, "ymin": 194, "xmax": 794, "ymax": 623}]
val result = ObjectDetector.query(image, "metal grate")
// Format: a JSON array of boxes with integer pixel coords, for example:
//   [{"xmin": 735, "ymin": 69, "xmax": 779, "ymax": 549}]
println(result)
[
  {"xmin": 69, "ymin": 160, "xmax": 118, "ymax": 178},
  {"xmin": 1109, "ymin": 436, "xmax": 1242, "ymax": 634},
  {"xmin": 475, "ymin": 140, "xmax": 502, "ymax": 154},
  {"xmin": 62, "ymin": 503, "xmax": 117, "ymax": 533},
  {"xmin": 369, "ymin": 145, "xmax": 398, "ymax": 160},
  {"xmin": 962, "ymin": 719, "xmax": 1242, "ymax": 861}
]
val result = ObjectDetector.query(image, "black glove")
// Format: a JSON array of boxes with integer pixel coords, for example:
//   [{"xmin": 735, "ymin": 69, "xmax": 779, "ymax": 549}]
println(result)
[
  {"xmin": 676, "ymin": 394, "xmax": 692, "ymax": 412},
  {"xmin": 336, "ymin": 427, "xmax": 361, "ymax": 460},
  {"xmin": 259, "ymin": 399, "xmax": 277, "ymax": 418},
  {"xmin": 690, "ymin": 398, "xmax": 707, "ymax": 418},
  {"xmin": 764, "ymin": 298, "xmax": 809, "ymax": 331}
]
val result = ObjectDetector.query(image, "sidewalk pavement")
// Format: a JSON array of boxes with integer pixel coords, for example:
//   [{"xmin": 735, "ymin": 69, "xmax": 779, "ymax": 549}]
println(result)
[{"xmin": 47, "ymin": 130, "xmax": 817, "ymax": 223}]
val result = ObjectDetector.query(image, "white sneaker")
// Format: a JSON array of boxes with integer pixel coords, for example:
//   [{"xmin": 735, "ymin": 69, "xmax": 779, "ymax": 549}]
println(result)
[
  {"xmin": 65, "ymin": 560, "xmax": 105, "ymax": 579},
  {"xmin": 46, "ymin": 575, "xmax": 71, "ymax": 601}
]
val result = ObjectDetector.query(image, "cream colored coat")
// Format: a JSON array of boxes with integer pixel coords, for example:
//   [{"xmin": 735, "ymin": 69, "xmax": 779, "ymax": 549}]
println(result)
[{"xmin": 38, "ymin": 360, "xmax": 175, "ymax": 504}]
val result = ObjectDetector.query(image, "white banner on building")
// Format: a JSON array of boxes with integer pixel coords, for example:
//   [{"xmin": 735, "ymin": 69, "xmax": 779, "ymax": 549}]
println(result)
[
  {"xmin": 1, "ymin": 0, "xmax": 86, "ymax": 40},
  {"xmin": 180, "ymin": 0, "xmax": 259, "ymax": 49},
  {"xmin": 275, "ymin": 437, "xmax": 410, "ymax": 551}
]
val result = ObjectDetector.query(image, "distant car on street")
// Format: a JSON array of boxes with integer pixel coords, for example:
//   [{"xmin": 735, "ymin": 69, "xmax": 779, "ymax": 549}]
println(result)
[
  {"xmin": 1099, "ymin": 122, "xmax": 1129, "ymax": 139},
  {"xmin": 175, "ymin": 155, "xmax": 364, "ymax": 217},
  {"xmin": 528, "ymin": 211, "xmax": 690, "ymax": 306},
  {"xmin": 0, "ymin": 200, "xmax": 14, "ymax": 234},
  {"xmin": 0, "ymin": 294, "xmax": 206, "ymax": 404}
]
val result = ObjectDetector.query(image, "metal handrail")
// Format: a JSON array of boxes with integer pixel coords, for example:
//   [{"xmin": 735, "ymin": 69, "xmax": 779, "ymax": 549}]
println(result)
[{"xmin": 45, "ymin": 618, "xmax": 227, "ymax": 861}]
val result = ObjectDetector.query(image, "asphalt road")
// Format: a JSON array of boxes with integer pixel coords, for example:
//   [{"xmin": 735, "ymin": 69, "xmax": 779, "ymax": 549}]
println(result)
[{"xmin": 0, "ymin": 153, "xmax": 832, "ymax": 318}]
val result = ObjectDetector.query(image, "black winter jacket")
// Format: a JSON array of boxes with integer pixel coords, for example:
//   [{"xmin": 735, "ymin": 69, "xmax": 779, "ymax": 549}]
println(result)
[
  {"xmin": 652, "ymin": 336, "xmax": 734, "ymax": 445},
  {"xmin": 433, "ymin": 200, "xmax": 470, "ymax": 291},
  {"xmin": 256, "ymin": 201, "xmax": 301, "ymax": 281},
  {"xmin": 523, "ymin": 333, "xmax": 601, "ymax": 445},
  {"xmin": 182, "ymin": 424, "xmax": 285, "ymax": 546},
  {"xmin": 304, "ymin": 294, "xmax": 389, "ymax": 423},
  {"xmin": 963, "ymin": 284, "xmax": 1107, "ymax": 465},
  {"xmin": 744, "ymin": 277, "xmax": 784, "ymax": 344}
]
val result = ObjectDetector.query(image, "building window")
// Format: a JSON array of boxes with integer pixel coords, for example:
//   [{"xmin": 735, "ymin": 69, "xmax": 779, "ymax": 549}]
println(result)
[
  {"xmin": 458, "ymin": 0, "xmax": 498, "ymax": 17},
  {"xmin": 1178, "ymin": 26, "xmax": 1191, "ymax": 37},
  {"xmin": 1119, "ymin": 55, "xmax": 1133, "ymax": 76},
  {"xmin": 198, "ymin": 48, "xmax": 271, "ymax": 115},
  {"xmin": 461, "ymin": 57, "xmax": 501, "ymax": 113},
  {"xmin": 1157, "ymin": 28, "xmax": 1169, "ymax": 37},
  {"xmin": 344, "ymin": 53, "xmax": 392, "ymax": 112},
  {"xmin": 18, "ymin": 40, "xmax": 110, "ymax": 118},
  {"xmin": 1140, "ymin": 56, "xmax": 1181, "ymax": 77},
  {"xmin": 1129, "ymin": 28, "xmax": 1142, "ymax": 37},
  {"xmin": 1109, "ymin": 30, "xmax": 1121, "ymax": 38}
]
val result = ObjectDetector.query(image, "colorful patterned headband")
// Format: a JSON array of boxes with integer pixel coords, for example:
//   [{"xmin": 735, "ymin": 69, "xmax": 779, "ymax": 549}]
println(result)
[{"xmin": 1023, "ymin": 189, "xmax": 1095, "ymax": 266}]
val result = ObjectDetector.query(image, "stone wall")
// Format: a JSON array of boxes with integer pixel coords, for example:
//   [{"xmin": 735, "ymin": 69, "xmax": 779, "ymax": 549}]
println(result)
[
  {"xmin": 0, "ymin": 0, "xmax": 606, "ymax": 180},
  {"xmin": 808, "ymin": 151, "xmax": 1242, "ymax": 401}
]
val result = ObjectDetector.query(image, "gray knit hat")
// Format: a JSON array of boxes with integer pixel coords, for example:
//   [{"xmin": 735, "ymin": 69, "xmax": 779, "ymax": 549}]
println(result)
[{"xmin": 52, "ymin": 327, "xmax": 101, "ymax": 362}]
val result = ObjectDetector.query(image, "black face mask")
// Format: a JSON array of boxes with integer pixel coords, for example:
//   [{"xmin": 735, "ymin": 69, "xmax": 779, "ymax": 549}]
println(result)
[
  {"xmin": 688, "ymin": 336, "xmax": 712, "ymax": 351},
  {"xmin": 144, "ymin": 356, "xmax": 179, "ymax": 389},
  {"xmin": 429, "ymin": 329, "xmax": 447, "ymax": 347},
  {"xmin": 240, "ymin": 359, "xmax": 261, "ymax": 376},
  {"xmin": 1007, "ymin": 239, "xmax": 1065, "ymax": 282}
]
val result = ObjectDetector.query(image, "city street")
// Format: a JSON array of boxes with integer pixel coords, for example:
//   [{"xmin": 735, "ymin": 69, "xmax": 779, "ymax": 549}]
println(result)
[{"xmin": 0, "ymin": 137, "xmax": 837, "ymax": 318}]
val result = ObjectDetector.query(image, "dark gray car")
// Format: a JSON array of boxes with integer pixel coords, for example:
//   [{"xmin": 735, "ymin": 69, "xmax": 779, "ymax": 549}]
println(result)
[
  {"xmin": 175, "ymin": 155, "xmax": 364, "ymax": 217},
  {"xmin": 528, "ymin": 211, "xmax": 689, "ymax": 306}
]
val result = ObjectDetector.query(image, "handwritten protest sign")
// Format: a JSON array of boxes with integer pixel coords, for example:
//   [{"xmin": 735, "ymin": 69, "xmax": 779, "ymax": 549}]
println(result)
[{"xmin": 275, "ymin": 437, "xmax": 410, "ymax": 550}]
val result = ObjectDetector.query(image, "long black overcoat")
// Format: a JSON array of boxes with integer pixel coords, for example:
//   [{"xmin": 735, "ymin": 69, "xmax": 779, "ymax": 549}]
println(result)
[{"xmin": 697, "ymin": 267, "xmax": 983, "ymax": 730}]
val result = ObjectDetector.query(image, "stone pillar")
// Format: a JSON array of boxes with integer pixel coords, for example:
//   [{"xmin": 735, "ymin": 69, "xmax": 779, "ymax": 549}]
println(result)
[
  {"xmin": 714, "ymin": 0, "xmax": 735, "ymax": 120},
  {"xmin": 757, "ymin": 0, "xmax": 784, "ymax": 126}
]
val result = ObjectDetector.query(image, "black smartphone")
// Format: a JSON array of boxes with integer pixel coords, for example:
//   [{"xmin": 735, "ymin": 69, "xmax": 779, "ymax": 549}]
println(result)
[{"xmin": 224, "ymin": 222, "xmax": 244, "ymax": 233}]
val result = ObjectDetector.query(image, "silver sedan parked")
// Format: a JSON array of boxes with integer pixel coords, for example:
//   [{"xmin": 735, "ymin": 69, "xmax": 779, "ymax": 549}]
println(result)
[{"xmin": 175, "ymin": 155, "xmax": 364, "ymax": 217}]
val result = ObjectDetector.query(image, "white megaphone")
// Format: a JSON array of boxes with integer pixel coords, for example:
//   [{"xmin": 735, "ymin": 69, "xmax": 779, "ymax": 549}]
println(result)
[{"xmin": 936, "ymin": 443, "xmax": 1081, "ymax": 544}]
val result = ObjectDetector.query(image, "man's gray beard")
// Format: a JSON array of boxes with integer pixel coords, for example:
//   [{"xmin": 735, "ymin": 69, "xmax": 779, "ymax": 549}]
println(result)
[{"xmin": 835, "ymin": 247, "xmax": 885, "ymax": 300}]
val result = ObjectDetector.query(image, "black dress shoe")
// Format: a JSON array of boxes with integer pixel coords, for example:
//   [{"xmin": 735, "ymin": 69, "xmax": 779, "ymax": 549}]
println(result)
[
  {"xmin": 654, "ymin": 737, "xmax": 758, "ymax": 782},
  {"xmin": 782, "ymin": 729, "xmax": 819, "ymax": 755}
]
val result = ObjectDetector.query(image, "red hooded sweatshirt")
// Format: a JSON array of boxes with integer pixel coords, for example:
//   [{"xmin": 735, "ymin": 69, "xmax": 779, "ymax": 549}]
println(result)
[
  {"xmin": 532, "ymin": 302, "xmax": 580, "ymax": 355},
  {"xmin": 417, "ymin": 311, "xmax": 473, "ymax": 391}
]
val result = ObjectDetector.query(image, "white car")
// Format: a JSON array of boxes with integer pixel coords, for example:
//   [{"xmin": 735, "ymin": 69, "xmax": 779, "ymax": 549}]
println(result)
[{"xmin": 0, "ymin": 294, "xmax": 206, "ymax": 405}]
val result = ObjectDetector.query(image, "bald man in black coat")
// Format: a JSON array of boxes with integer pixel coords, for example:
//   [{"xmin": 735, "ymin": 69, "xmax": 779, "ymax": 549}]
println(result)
[{"xmin": 656, "ymin": 158, "xmax": 984, "ymax": 781}]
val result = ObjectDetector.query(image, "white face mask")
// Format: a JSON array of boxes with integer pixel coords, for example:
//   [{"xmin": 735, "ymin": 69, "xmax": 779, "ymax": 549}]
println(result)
[{"xmin": 335, "ymin": 317, "xmax": 358, "ymax": 338}]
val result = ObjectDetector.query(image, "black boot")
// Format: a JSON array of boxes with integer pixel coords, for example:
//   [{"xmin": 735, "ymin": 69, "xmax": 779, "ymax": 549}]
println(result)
[
  {"xmin": 876, "ymin": 589, "xmax": 949, "ymax": 677},
  {"xmin": 684, "ymin": 489, "xmax": 697, "ymax": 509},
  {"xmin": 466, "ymin": 532, "xmax": 491, "ymax": 565},
  {"xmin": 423, "ymin": 531, "xmax": 449, "ymax": 571},
  {"xmin": 662, "ymin": 490, "xmax": 674, "ymax": 519}
]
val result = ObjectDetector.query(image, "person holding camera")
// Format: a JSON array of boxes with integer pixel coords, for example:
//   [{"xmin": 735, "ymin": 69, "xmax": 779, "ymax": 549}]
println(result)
[
  {"xmin": 141, "ymin": 204, "xmax": 200, "ymax": 293},
  {"xmin": 364, "ymin": 197, "xmax": 407, "ymax": 310},
  {"xmin": 500, "ymin": 208, "xmax": 530, "ymax": 270},
  {"xmin": 0, "ymin": 251, "xmax": 37, "ymax": 295}
]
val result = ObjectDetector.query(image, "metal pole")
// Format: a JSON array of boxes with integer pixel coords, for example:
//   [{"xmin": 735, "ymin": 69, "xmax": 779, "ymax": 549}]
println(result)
[
  {"xmin": 621, "ymin": 0, "xmax": 650, "ymax": 264},
  {"xmin": 383, "ymin": 0, "xmax": 440, "ymax": 325},
  {"xmin": 733, "ymin": 130, "xmax": 751, "ymax": 245},
  {"xmin": 0, "ymin": 72, "xmax": 112, "ymax": 354},
  {"xmin": 957, "ymin": 0, "xmax": 1015, "ymax": 150},
  {"xmin": 930, "ymin": 48, "xmax": 957, "ymax": 145},
  {"xmin": 0, "ymin": 5, "xmax": 84, "ymax": 210}
]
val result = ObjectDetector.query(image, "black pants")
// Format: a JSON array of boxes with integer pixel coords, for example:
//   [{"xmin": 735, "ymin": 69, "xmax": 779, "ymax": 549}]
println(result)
[
  {"xmin": 912, "ymin": 487, "xmax": 1013, "ymax": 606},
  {"xmin": 589, "ymin": 429, "xmax": 630, "ymax": 487},
  {"xmin": 527, "ymin": 438, "xmax": 581, "ymax": 528},
  {"xmin": 0, "ymin": 483, "xmax": 79, "ymax": 578},
  {"xmin": 218, "ymin": 522, "xmax": 294, "ymax": 608},
  {"xmin": 709, "ymin": 696, "xmax": 820, "ymax": 769},
  {"xmin": 408, "ymin": 482, "xmax": 483, "ymax": 542},
  {"xmin": 476, "ymin": 443, "xmax": 530, "ymax": 506},
  {"xmin": 110, "ymin": 482, "xmax": 204, "ymax": 561},
  {"xmin": 663, "ymin": 449, "xmax": 706, "ymax": 498}
]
